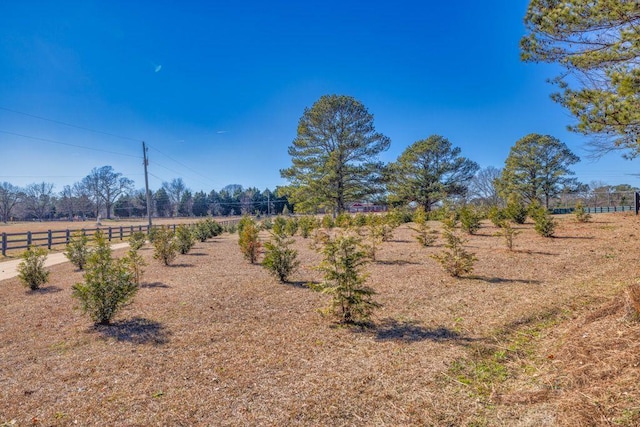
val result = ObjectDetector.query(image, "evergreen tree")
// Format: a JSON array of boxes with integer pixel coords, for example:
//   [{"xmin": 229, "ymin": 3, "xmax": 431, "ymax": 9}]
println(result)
[{"xmin": 280, "ymin": 95, "xmax": 390, "ymax": 214}]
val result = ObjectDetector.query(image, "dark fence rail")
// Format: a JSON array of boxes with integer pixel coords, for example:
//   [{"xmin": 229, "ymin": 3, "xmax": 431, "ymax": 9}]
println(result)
[
  {"xmin": 1, "ymin": 218, "xmax": 241, "ymax": 256},
  {"xmin": 551, "ymin": 205, "xmax": 636, "ymax": 215}
]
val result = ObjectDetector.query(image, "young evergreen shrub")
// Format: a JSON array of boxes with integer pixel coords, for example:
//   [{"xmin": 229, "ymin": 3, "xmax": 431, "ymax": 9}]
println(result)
[
  {"xmin": 314, "ymin": 234, "xmax": 380, "ymax": 325},
  {"xmin": 496, "ymin": 220, "xmax": 519, "ymax": 251},
  {"xmin": 411, "ymin": 206, "xmax": 437, "ymax": 247},
  {"xmin": 128, "ymin": 231, "xmax": 147, "ymax": 251},
  {"xmin": 531, "ymin": 205, "xmax": 557, "ymax": 237},
  {"xmin": 72, "ymin": 231, "xmax": 138, "ymax": 325},
  {"xmin": 458, "ymin": 205, "xmax": 482, "ymax": 235},
  {"xmin": 237, "ymin": 215, "xmax": 254, "ymax": 235},
  {"xmin": 488, "ymin": 206, "xmax": 508, "ymax": 227},
  {"xmin": 17, "ymin": 246, "xmax": 50, "ymax": 290},
  {"xmin": 193, "ymin": 222, "xmax": 210, "ymax": 242},
  {"xmin": 64, "ymin": 230, "xmax": 91, "ymax": 270},
  {"xmin": 153, "ymin": 227, "xmax": 178, "ymax": 265},
  {"xmin": 122, "ymin": 248, "xmax": 146, "ymax": 286},
  {"xmin": 147, "ymin": 227, "xmax": 159, "ymax": 243},
  {"xmin": 284, "ymin": 217, "xmax": 299, "ymax": 236},
  {"xmin": 335, "ymin": 212, "xmax": 352, "ymax": 228},
  {"xmin": 272, "ymin": 216, "xmax": 288, "ymax": 236},
  {"xmin": 282, "ymin": 204, "xmax": 290, "ymax": 216},
  {"xmin": 297, "ymin": 215, "xmax": 319, "ymax": 238},
  {"xmin": 204, "ymin": 218, "xmax": 223, "ymax": 236},
  {"xmin": 175, "ymin": 224, "xmax": 195, "ymax": 254},
  {"xmin": 431, "ymin": 221, "xmax": 476, "ymax": 277},
  {"xmin": 321, "ymin": 214, "xmax": 335, "ymax": 229},
  {"xmin": 261, "ymin": 217, "xmax": 273, "ymax": 230},
  {"xmin": 238, "ymin": 218, "xmax": 261, "ymax": 264},
  {"xmin": 385, "ymin": 208, "xmax": 410, "ymax": 227},
  {"xmin": 574, "ymin": 201, "xmax": 592, "ymax": 223},
  {"xmin": 505, "ymin": 197, "xmax": 527, "ymax": 224},
  {"xmin": 225, "ymin": 223, "xmax": 237, "ymax": 234},
  {"xmin": 262, "ymin": 232, "xmax": 300, "ymax": 282},
  {"xmin": 353, "ymin": 213, "xmax": 368, "ymax": 227}
]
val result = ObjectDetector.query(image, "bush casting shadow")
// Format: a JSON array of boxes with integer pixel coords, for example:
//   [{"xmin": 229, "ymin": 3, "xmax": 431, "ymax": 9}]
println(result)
[
  {"xmin": 376, "ymin": 259, "xmax": 420, "ymax": 266},
  {"xmin": 141, "ymin": 281, "xmax": 171, "ymax": 289},
  {"xmin": 168, "ymin": 263, "xmax": 194, "ymax": 268},
  {"xmin": 93, "ymin": 317, "xmax": 171, "ymax": 345},
  {"xmin": 187, "ymin": 252, "xmax": 208, "ymax": 256},
  {"xmin": 286, "ymin": 280, "xmax": 321, "ymax": 289},
  {"xmin": 29, "ymin": 286, "xmax": 63, "ymax": 294},
  {"xmin": 466, "ymin": 276, "xmax": 542, "ymax": 285},
  {"xmin": 369, "ymin": 318, "xmax": 476, "ymax": 343}
]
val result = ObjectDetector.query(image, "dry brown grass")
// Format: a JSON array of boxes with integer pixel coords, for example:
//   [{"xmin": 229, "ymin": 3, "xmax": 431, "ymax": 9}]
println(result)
[{"xmin": 1, "ymin": 213, "xmax": 639, "ymax": 425}]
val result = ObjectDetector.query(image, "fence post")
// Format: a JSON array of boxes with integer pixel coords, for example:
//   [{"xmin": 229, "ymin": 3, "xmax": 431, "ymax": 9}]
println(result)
[
  {"xmin": 108, "ymin": 227, "xmax": 112, "ymax": 241},
  {"xmin": 173, "ymin": 224, "xmax": 176, "ymax": 233},
  {"xmin": 66, "ymin": 229, "xmax": 70, "ymax": 244},
  {"xmin": 27, "ymin": 231, "xmax": 32, "ymax": 247},
  {"xmin": 48, "ymin": 230, "xmax": 52, "ymax": 250},
  {"xmin": 636, "ymin": 192, "xmax": 640, "ymax": 215},
  {"xmin": 1, "ymin": 232, "xmax": 6, "ymax": 256},
  {"xmin": 120, "ymin": 226, "xmax": 123, "ymax": 240}
]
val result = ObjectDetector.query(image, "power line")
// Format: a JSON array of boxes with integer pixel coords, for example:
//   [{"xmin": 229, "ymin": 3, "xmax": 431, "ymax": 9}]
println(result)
[
  {"xmin": 0, "ymin": 130, "xmax": 142, "ymax": 159},
  {"xmin": 147, "ymin": 144, "xmax": 215, "ymax": 184},
  {"xmin": 0, "ymin": 106, "xmax": 141, "ymax": 142}
]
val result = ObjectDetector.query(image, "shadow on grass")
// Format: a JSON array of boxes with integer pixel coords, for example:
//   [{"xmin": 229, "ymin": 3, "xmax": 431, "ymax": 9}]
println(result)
[
  {"xmin": 29, "ymin": 285, "xmax": 63, "ymax": 294},
  {"xmin": 141, "ymin": 281, "xmax": 171, "ymax": 289},
  {"xmin": 465, "ymin": 276, "xmax": 542, "ymax": 285},
  {"xmin": 285, "ymin": 280, "xmax": 321, "ymax": 289},
  {"xmin": 168, "ymin": 263, "xmax": 194, "ymax": 268},
  {"xmin": 376, "ymin": 259, "xmax": 421, "ymax": 266},
  {"xmin": 94, "ymin": 317, "xmax": 170, "ymax": 345},
  {"xmin": 363, "ymin": 318, "xmax": 476, "ymax": 344}
]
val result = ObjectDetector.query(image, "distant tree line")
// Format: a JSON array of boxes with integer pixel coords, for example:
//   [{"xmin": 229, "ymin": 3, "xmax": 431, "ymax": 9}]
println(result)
[{"xmin": 0, "ymin": 168, "xmax": 292, "ymax": 222}]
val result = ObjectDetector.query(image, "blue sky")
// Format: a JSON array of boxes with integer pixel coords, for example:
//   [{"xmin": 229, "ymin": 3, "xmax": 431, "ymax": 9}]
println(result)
[{"xmin": 0, "ymin": 1, "xmax": 637, "ymax": 194}]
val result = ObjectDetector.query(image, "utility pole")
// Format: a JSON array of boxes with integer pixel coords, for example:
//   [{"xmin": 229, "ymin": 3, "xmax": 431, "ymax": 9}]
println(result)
[{"xmin": 142, "ymin": 141, "xmax": 152, "ymax": 229}]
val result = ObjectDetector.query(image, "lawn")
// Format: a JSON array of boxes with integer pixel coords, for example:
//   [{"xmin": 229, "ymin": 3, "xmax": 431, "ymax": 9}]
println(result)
[{"xmin": 1, "ymin": 214, "xmax": 639, "ymax": 426}]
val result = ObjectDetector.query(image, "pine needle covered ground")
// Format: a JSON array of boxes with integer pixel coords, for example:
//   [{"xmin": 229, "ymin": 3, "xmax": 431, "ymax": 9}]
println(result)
[{"xmin": 1, "ymin": 213, "xmax": 639, "ymax": 425}]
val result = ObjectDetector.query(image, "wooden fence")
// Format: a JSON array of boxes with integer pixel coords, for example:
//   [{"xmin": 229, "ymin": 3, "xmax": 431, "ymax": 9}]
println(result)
[{"xmin": 1, "ymin": 219, "xmax": 242, "ymax": 257}]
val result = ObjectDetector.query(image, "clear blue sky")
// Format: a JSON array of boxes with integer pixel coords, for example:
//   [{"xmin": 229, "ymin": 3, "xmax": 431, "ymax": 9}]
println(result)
[{"xmin": 0, "ymin": 1, "xmax": 637, "ymax": 194}]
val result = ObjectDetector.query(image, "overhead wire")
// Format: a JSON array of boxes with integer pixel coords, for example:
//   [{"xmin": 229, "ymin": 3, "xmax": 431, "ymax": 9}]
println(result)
[
  {"xmin": 0, "ymin": 130, "xmax": 142, "ymax": 159},
  {"xmin": 1, "ymin": 106, "xmax": 219, "ymax": 189}
]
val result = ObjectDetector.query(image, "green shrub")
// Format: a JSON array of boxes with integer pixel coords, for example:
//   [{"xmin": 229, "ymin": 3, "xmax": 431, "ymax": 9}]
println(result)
[
  {"xmin": 298, "ymin": 215, "xmax": 319, "ymax": 238},
  {"xmin": 353, "ymin": 213, "xmax": 368, "ymax": 227},
  {"xmin": 531, "ymin": 204, "xmax": 557, "ymax": 237},
  {"xmin": 505, "ymin": 197, "xmax": 527, "ymax": 224},
  {"xmin": 147, "ymin": 227, "xmax": 159, "ymax": 243},
  {"xmin": 122, "ymin": 248, "xmax": 146, "ymax": 286},
  {"xmin": 128, "ymin": 231, "xmax": 147, "ymax": 251},
  {"xmin": 193, "ymin": 222, "xmax": 210, "ymax": 242},
  {"xmin": 153, "ymin": 227, "xmax": 178, "ymax": 265},
  {"xmin": 488, "ymin": 206, "xmax": 507, "ymax": 227},
  {"xmin": 238, "ymin": 217, "xmax": 261, "ymax": 264},
  {"xmin": 574, "ymin": 201, "xmax": 591, "ymax": 223},
  {"xmin": 237, "ymin": 215, "xmax": 254, "ymax": 235},
  {"xmin": 225, "ymin": 223, "xmax": 237, "ymax": 234},
  {"xmin": 204, "ymin": 218, "xmax": 223, "ymax": 237},
  {"xmin": 175, "ymin": 224, "xmax": 195, "ymax": 254},
  {"xmin": 72, "ymin": 231, "xmax": 138, "ymax": 325},
  {"xmin": 261, "ymin": 217, "xmax": 273, "ymax": 230},
  {"xmin": 321, "ymin": 214, "xmax": 335, "ymax": 229},
  {"xmin": 458, "ymin": 205, "xmax": 482, "ymax": 235},
  {"xmin": 284, "ymin": 217, "xmax": 299, "ymax": 236},
  {"xmin": 411, "ymin": 206, "xmax": 437, "ymax": 246},
  {"xmin": 262, "ymin": 232, "xmax": 300, "ymax": 282},
  {"xmin": 431, "ymin": 221, "xmax": 476, "ymax": 277},
  {"xmin": 272, "ymin": 216, "xmax": 288, "ymax": 236},
  {"xmin": 335, "ymin": 212, "xmax": 352, "ymax": 228},
  {"xmin": 17, "ymin": 246, "xmax": 50, "ymax": 290},
  {"xmin": 496, "ymin": 220, "xmax": 519, "ymax": 251},
  {"xmin": 64, "ymin": 230, "xmax": 91, "ymax": 270},
  {"xmin": 313, "ymin": 234, "xmax": 380, "ymax": 325}
]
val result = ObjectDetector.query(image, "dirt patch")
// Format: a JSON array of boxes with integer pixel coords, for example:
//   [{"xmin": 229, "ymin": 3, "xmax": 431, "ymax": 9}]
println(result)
[{"xmin": 1, "ymin": 213, "xmax": 638, "ymax": 425}]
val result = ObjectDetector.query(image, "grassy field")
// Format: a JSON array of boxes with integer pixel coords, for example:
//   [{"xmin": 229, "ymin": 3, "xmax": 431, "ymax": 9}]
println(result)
[{"xmin": 1, "ymin": 214, "xmax": 639, "ymax": 426}]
